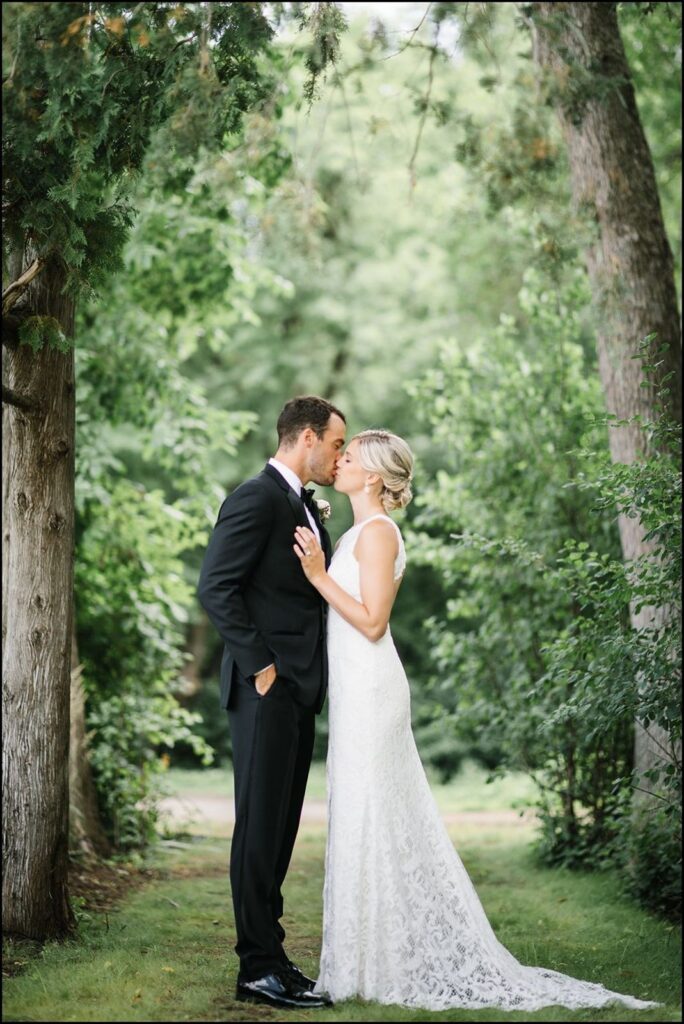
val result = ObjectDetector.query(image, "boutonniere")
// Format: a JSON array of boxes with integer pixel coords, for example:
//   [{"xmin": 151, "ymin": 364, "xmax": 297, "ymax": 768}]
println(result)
[{"xmin": 316, "ymin": 498, "xmax": 332, "ymax": 522}]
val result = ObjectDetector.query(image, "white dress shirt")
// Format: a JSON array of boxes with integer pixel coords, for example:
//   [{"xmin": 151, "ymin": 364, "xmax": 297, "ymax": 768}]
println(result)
[{"xmin": 255, "ymin": 458, "xmax": 321, "ymax": 677}]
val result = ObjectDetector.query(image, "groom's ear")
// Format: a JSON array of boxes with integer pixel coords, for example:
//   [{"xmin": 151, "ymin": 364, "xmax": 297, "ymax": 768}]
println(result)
[{"xmin": 295, "ymin": 427, "xmax": 312, "ymax": 448}]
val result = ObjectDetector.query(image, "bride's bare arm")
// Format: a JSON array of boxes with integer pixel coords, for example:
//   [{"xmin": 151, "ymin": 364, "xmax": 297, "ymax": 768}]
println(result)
[{"xmin": 294, "ymin": 520, "xmax": 399, "ymax": 641}]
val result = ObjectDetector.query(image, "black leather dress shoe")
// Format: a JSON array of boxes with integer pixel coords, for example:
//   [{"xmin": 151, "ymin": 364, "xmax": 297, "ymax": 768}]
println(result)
[
  {"xmin": 235, "ymin": 970, "xmax": 332, "ymax": 1009},
  {"xmin": 282, "ymin": 958, "xmax": 317, "ymax": 991}
]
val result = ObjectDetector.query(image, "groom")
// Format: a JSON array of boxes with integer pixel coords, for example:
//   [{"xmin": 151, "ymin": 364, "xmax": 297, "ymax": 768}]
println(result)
[{"xmin": 197, "ymin": 395, "xmax": 346, "ymax": 1010}]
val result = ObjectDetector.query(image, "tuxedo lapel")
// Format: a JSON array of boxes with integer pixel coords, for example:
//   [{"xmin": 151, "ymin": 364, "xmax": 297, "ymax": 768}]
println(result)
[
  {"xmin": 261, "ymin": 463, "xmax": 332, "ymax": 567},
  {"xmin": 295, "ymin": 487, "xmax": 333, "ymax": 565},
  {"xmin": 286, "ymin": 488, "xmax": 309, "ymax": 530},
  {"xmin": 262, "ymin": 464, "xmax": 307, "ymax": 526},
  {"xmin": 319, "ymin": 520, "xmax": 332, "ymax": 566}
]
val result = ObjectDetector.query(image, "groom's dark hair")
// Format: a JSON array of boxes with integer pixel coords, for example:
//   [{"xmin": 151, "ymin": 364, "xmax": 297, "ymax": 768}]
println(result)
[{"xmin": 277, "ymin": 395, "xmax": 346, "ymax": 448}]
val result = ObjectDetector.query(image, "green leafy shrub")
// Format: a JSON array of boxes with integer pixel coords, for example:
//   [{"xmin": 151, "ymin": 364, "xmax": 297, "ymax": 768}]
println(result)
[
  {"xmin": 86, "ymin": 688, "xmax": 211, "ymax": 849},
  {"xmin": 621, "ymin": 804, "xmax": 682, "ymax": 920},
  {"xmin": 75, "ymin": 480, "xmax": 215, "ymax": 849}
]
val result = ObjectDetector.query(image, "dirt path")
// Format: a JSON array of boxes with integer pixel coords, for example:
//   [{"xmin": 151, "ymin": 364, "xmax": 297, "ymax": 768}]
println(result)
[{"xmin": 158, "ymin": 793, "xmax": 538, "ymax": 828}]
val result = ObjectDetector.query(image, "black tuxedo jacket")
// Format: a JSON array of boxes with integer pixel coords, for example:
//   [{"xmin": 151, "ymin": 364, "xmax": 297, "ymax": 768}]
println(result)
[{"xmin": 197, "ymin": 463, "xmax": 332, "ymax": 714}]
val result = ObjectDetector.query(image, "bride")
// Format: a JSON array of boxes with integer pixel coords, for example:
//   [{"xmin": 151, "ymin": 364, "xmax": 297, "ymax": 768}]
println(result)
[{"xmin": 292, "ymin": 428, "xmax": 660, "ymax": 1013}]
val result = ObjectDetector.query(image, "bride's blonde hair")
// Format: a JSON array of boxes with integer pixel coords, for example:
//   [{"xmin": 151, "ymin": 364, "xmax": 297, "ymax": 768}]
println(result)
[{"xmin": 353, "ymin": 429, "xmax": 414, "ymax": 512}]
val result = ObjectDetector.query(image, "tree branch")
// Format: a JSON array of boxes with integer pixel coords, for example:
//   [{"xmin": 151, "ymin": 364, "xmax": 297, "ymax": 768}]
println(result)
[
  {"xmin": 171, "ymin": 32, "xmax": 198, "ymax": 54},
  {"xmin": 408, "ymin": 45, "xmax": 437, "ymax": 193},
  {"xmin": 2, "ymin": 259, "xmax": 45, "ymax": 315},
  {"xmin": 636, "ymin": 725, "xmax": 681, "ymax": 765},
  {"xmin": 380, "ymin": 2, "xmax": 434, "ymax": 61},
  {"xmin": 629, "ymin": 783, "xmax": 671, "ymax": 804},
  {"xmin": 2, "ymin": 385, "xmax": 39, "ymax": 412}
]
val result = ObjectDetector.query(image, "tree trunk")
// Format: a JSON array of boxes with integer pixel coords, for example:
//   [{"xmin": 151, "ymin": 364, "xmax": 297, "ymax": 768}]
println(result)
[
  {"xmin": 2, "ymin": 245, "xmax": 76, "ymax": 939},
  {"xmin": 530, "ymin": 1, "xmax": 682, "ymax": 797},
  {"xmin": 69, "ymin": 622, "xmax": 111, "ymax": 860}
]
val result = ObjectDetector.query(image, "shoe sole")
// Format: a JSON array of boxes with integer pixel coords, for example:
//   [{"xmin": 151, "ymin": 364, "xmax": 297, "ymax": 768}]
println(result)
[{"xmin": 235, "ymin": 989, "xmax": 332, "ymax": 1009}]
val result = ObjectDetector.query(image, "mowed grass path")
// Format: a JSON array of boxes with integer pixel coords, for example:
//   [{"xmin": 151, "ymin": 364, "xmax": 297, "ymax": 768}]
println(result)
[{"xmin": 3, "ymin": 762, "xmax": 680, "ymax": 1023}]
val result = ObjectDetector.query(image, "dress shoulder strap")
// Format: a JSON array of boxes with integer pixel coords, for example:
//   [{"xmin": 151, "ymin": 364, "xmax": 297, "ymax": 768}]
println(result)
[
  {"xmin": 353, "ymin": 514, "xmax": 405, "ymax": 579},
  {"xmin": 355, "ymin": 512, "xmax": 400, "ymax": 535}
]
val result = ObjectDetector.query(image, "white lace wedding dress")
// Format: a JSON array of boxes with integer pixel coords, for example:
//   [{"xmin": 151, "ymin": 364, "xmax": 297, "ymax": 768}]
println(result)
[{"xmin": 313, "ymin": 513, "xmax": 660, "ymax": 1012}]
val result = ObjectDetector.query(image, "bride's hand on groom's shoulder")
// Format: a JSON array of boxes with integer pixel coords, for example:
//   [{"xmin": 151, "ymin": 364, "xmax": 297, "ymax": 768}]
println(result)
[{"xmin": 294, "ymin": 526, "xmax": 326, "ymax": 584}]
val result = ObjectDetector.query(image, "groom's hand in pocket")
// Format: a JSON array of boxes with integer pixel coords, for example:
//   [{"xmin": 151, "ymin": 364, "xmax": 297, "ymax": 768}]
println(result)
[{"xmin": 254, "ymin": 663, "xmax": 277, "ymax": 696}]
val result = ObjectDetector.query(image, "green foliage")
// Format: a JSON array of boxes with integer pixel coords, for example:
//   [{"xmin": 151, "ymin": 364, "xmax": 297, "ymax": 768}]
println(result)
[
  {"xmin": 166, "ymin": 675, "xmax": 233, "ymax": 769},
  {"xmin": 453, "ymin": 97, "xmax": 568, "ymax": 217},
  {"xmin": 85, "ymin": 687, "xmax": 211, "ymax": 849},
  {"xmin": 17, "ymin": 315, "xmax": 70, "ymax": 353},
  {"xmin": 287, "ymin": 2, "xmax": 348, "ymax": 104},
  {"xmin": 622, "ymin": 804, "xmax": 682, "ymax": 920},
  {"xmin": 76, "ymin": 481, "xmax": 197, "ymax": 692},
  {"xmin": 74, "ymin": 479, "xmax": 216, "ymax": 848},
  {"xmin": 2, "ymin": 2, "xmax": 275, "ymax": 309}
]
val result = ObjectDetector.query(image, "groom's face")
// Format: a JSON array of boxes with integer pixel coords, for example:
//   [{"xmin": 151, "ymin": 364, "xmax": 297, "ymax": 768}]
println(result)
[{"xmin": 307, "ymin": 413, "xmax": 346, "ymax": 486}]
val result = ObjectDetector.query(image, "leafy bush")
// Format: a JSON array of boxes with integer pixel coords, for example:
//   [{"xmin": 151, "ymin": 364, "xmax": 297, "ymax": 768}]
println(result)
[
  {"xmin": 166, "ymin": 675, "xmax": 233, "ymax": 769},
  {"xmin": 86, "ymin": 688, "xmax": 211, "ymax": 849},
  {"xmin": 75, "ymin": 480, "xmax": 215, "ymax": 849},
  {"xmin": 621, "ymin": 804, "xmax": 682, "ymax": 921}
]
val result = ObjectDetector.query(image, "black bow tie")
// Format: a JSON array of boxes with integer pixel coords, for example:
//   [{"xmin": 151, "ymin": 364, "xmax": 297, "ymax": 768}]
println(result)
[{"xmin": 300, "ymin": 487, "xmax": 318, "ymax": 515}]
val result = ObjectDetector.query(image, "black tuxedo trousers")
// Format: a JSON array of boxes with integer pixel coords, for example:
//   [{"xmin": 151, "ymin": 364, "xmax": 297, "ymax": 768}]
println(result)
[
  {"xmin": 228, "ymin": 668, "xmax": 315, "ymax": 979},
  {"xmin": 197, "ymin": 463, "xmax": 331, "ymax": 979}
]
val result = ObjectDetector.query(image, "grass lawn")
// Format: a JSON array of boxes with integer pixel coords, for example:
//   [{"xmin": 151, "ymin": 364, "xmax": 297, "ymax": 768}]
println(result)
[{"xmin": 3, "ymin": 764, "xmax": 680, "ymax": 1022}]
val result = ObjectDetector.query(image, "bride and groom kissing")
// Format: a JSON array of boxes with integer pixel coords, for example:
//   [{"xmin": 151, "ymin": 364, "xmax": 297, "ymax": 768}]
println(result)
[{"xmin": 197, "ymin": 395, "xmax": 659, "ymax": 1013}]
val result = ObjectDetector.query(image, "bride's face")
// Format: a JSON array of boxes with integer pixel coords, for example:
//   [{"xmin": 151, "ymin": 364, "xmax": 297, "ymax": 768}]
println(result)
[{"xmin": 334, "ymin": 439, "xmax": 371, "ymax": 494}]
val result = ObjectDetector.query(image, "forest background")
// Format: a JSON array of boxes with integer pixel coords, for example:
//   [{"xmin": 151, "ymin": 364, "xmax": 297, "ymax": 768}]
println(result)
[{"xmin": 2, "ymin": 0, "xmax": 681, "ymax": 945}]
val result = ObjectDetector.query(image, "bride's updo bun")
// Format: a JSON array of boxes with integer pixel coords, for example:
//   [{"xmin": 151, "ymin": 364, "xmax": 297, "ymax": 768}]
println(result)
[{"xmin": 353, "ymin": 429, "xmax": 414, "ymax": 512}]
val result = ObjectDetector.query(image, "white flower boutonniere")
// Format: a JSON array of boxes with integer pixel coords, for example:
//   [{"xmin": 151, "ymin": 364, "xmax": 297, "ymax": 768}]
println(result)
[{"xmin": 316, "ymin": 498, "xmax": 332, "ymax": 522}]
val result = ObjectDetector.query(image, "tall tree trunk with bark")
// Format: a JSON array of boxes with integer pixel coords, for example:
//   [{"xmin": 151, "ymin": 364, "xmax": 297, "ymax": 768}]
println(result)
[
  {"xmin": 2, "ymin": 245, "xmax": 76, "ymax": 939},
  {"xmin": 530, "ymin": 1, "xmax": 682, "ymax": 796}
]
